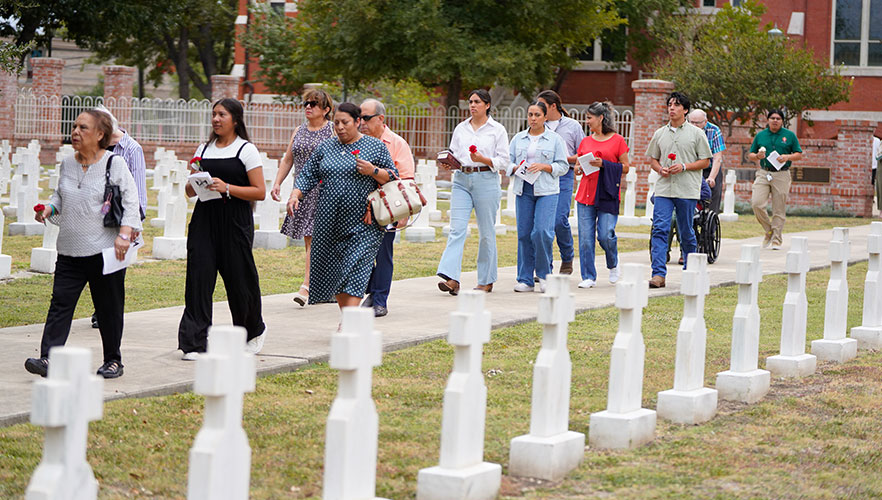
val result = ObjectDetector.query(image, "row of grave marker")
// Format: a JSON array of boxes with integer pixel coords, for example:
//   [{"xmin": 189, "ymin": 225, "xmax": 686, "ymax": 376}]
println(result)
[{"xmin": 23, "ymin": 223, "xmax": 882, "ymax": 499}]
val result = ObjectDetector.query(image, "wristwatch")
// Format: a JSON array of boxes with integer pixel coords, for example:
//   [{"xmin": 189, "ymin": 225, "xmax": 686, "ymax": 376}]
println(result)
[{"xmin": 373, "ymin": 167, "xmax": 379, "ymax": 176}]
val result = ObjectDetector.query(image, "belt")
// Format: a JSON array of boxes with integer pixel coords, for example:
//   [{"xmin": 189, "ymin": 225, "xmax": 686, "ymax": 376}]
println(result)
[
  {"xmin": 459, "ymin": 165, "xmax": 492, "ymax": 174},
  {"xmin": 762, "ymin": 166, "xmax": 789, "ymax": 172}
]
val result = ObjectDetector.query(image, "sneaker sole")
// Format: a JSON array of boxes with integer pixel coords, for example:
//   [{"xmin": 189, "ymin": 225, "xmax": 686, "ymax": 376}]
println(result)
[
  {"xmin": 99, "ymin": 367, "xmax": 124, "ymax": 379},
  {"xmin": 24, "ymin": 360, "xmax": 47, "ymax": 377}
]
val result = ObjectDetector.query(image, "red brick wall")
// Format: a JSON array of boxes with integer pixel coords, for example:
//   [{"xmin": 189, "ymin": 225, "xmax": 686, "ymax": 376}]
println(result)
[
  {"xmin": 211, "ymin": 75, "xmax": 242, "ymax": 102},
  {"xmin": 31, "ymin": 58, "xmax": 65, "ymax": 162},
  {"xmin": 103, "ymin": 65, "xmax": 135, "ymax": 129},
  {"xmin": 0, "ymin": 70, "xmax": 17, "ymax": 142},
  {"xmin": 630, "ymin": 79, "xmax": 675, "ymax": 200}
]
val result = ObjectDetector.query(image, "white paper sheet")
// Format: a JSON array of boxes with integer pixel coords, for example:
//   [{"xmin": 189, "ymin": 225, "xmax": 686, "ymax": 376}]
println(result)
[
  {"xmin": 188, "ymin": 172, "xmax": 222, "ymax": 201},
  {"xmin": 577, "ymin": 153, "xmax": 600, "ymax": 176},
  {"xmin": 766, "ymin": 151, "xmax": 785, "ymax": 171},
  {"xmin": 515, "ymin": 163, "xmax": 542, "ymax": 185},
  {"xmin": 102, "ymin": 238, "xmax": 144, "ymax": 275}
]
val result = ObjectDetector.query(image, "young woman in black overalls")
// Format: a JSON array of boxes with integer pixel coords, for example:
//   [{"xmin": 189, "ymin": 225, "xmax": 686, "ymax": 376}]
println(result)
[{"xmin": 178, "ymin": 98, "xmax": 267, "ymax": 360}]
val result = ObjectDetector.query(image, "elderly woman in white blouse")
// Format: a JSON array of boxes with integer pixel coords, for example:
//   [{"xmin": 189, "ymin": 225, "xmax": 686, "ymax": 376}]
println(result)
[{"xmin": 24, "ymin": 110, "xmax": 140, "ymax": 379}]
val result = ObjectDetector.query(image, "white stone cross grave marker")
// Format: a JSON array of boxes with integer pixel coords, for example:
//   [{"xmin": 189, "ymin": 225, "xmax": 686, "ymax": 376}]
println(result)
[
  {"xmin": 766, "ymin": 237, "xmax": 817, "ymax": 377},
  {"xmin": 0, "ymin": 149, "xmax": 10, "ymax": 196},
  {"xmin": 153, "ymin": 166, "xmax": 189, "ymax": 260},
  {"xmin": 618, "ymin": 169, "xmax": 640, "ymax": 225},
  {"xmin": 510, "ymin": 274, "xmax": 584, "ymax": 481},
  {"xmin": 7, "ymin": 148, "xmax": 27, "ymax": 216},
  {"xmin": 0, "ymin": 209, "xmax": 11, "ymax": 278},
  {"xmin": 405, "ymin": 164, "xmax": 436, "ymax": 242},
  {"xmin": 716, "ymin": 245, "xmax": 770, "ymax": 403},
  {"xmin": 150, "ymin": 156, "xmax": 175, "ymax": 227},
  {"xmin": 253, "ymin": 157, "xmax": 288, "ymax": 250},
  {"xmin": 421, "ymin": 160, "xmax": 441, "ymax": 221},
  {"xmin": 640, "ymin": 170, "xmax": 660, "ymax": 226},
  {"xmin": 26, "ymin": 346, "xmax": 104, "ymax": 500},
  {"xmin": 187, "ymin": 326, "xmax": 256, "ymax": 500},
  {"xmin": 658, "ymin": 253, "xmax": 718, "ymax": 424},
  {"xmin": 10, "ymin": 161, "xmax": 45, "ymax": 236},
  {"xmin": 718, "ymin": 169, "xmax": 739, "ymax": 222},
  {"xmin": 502, "ymin": 175, "xmax": 516, "ymax": 218},
  {"xmin": 811, "ymin": 227, "xmax": 858, "ymax": 362},
  {"xmin": 322, "ymin": 307, "xmax": 388, "ymax": 500},
  {"xmin": 494, "ymin": 175, "xmax": 507, "ymax": 235},
  {"xmin": 30, "ymin": 221, "xmax": 60, "ymax": 274},
  {"xmin": 852, "ymin": 221, "xmax": 882, "ymax": 349},
  {"xmin": 589, "ymin": 263, "xmax": 656, "ymax": 449},
  {"xmin": 417, "ymin": 291, "xmax": 500, "ymax": 500}
]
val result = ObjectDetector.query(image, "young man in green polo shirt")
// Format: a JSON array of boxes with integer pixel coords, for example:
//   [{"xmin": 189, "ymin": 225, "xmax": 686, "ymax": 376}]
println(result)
[{"xmin": 748, "ymin": 109, "xmax": 803, "ymax": 250}]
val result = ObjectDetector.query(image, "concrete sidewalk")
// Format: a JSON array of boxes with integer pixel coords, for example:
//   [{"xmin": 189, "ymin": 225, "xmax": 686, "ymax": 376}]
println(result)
[{"xmin": 0, "ymin": 224, "xmax": 876, "ymax": 426}]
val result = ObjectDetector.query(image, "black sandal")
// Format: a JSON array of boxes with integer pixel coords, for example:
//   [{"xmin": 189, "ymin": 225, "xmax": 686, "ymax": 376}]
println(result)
[
  {"xmin": 24, "ymin": 357, "xmax": 49, "ymax": 377},
  {"xmin": 97, "ymin": 360, "xmax": 124, "ymax": 379}
]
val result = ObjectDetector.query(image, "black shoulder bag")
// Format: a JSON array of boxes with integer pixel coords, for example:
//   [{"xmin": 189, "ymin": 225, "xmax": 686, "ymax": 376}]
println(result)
[{"xmin": 102, "ymin": 153, "xmax": 124, "ymax": 227}]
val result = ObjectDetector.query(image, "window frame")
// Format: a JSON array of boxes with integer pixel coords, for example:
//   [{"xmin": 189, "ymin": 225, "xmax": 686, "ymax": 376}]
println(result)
[{"xmin": 831, "ymin": 0, "xmax": 882, "ymax": 68}]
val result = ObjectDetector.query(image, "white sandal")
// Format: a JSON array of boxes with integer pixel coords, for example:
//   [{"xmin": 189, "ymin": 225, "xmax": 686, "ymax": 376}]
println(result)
[{"xmin": 293, "ymin": 285, "xmax": 309, "ymax": 307}]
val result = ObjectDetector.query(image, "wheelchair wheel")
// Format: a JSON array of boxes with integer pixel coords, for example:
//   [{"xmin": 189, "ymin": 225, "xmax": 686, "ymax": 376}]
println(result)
[{"xmin": 703, "ymin": 210, "xmax": 721, "ymax": 264}]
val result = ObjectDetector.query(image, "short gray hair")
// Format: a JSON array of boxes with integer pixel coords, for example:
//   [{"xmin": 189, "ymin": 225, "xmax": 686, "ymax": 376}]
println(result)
[
  {"xmin": 362, "ymin": 98, "xmax": 385, "ymax": 117},
  {"xmin": 94, "ymin": 104, "xmax": 119, "ymax": 133}
]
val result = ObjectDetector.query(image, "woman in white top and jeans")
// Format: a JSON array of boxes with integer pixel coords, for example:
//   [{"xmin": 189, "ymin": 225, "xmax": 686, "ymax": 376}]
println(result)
[
  {"xmin": 25, "ymin": 110, "xmax": 141, "ymax": 379},
  {"xmin": 436, "ymin": 89, "xmax": 510, "ymax": 295},
  {"xmin": 506, "ymin": 100, "xmax": 569, "ymax": 292}
]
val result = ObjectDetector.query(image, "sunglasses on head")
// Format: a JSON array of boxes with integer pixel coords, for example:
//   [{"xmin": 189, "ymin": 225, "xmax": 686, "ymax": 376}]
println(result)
[{"xmin": 304, "ymin": 100, "xmax": 320, "ymax": 108}]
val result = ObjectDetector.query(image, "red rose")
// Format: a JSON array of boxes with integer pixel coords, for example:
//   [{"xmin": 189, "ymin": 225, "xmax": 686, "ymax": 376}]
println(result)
[
  {"xmin": 34, "ymin": 203, "xmax": 45, "ymax": 213},
  {"xmin": 667, "ymin": 153, "xmax": 677, "ymax": 161},
  {"xmin": 594, "ymin": 151, "xmax": 603, "ymax": 160},
  {"xmin": 351, "ymin": 150, "xmax": 360, "ymax": 155},
  {"xmin": 469, "ymin": 145, "xmax": 478, "ymax": 154}
]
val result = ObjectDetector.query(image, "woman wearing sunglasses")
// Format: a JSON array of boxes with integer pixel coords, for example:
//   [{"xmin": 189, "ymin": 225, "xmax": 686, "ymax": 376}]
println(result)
[{"xmin": 272, "ymin": 88, "xmax": 334, "ymax": 306}]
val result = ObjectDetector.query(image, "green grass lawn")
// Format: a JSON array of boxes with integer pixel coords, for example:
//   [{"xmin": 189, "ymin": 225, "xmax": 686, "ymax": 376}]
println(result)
[{"xmin": 0, "ymin": 262, "xmax": 878, "ymax": 499}]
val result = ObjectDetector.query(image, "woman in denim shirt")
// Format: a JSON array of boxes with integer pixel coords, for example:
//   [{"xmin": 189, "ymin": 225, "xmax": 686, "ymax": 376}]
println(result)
[{"xmin": 506, "ymin": 101, "xmax": 569, "ymax": 292}]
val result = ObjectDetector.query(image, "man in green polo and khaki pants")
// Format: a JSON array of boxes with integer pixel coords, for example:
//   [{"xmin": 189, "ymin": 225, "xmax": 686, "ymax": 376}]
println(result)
[{"xmin": 748, "ymin": 109, "xmax": 803, "ymax": 250}]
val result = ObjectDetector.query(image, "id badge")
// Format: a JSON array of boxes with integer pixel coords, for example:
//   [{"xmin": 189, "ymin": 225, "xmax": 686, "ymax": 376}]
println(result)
[{"xmin": 766, "ymin": 173, "xmax": 773, "ymax": 182}]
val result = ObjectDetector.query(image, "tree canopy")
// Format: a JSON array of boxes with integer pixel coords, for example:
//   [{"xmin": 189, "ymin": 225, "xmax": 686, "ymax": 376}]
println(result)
[
  {"xmin": 652, "ymin": 0, "xmax": 851, "ymax": 135},
  {"xmin": 241, "ymin": 0, "xmax": 624, "ymax": 108}
]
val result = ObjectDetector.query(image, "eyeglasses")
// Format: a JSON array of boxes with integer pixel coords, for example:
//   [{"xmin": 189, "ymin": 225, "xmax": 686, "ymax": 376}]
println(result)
[
  {"xmin": 361, "ymin": 113, "xmax": 379, "ymax": 121},
  {"xmin": 303, "ymin": 100, "xmax": 319, "ymax": 108}
]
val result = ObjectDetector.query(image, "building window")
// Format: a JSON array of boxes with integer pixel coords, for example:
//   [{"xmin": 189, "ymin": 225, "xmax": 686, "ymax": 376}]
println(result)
[
  {"xmin": 731, "ymin": 0, "xmax": 744, "ymax": 6},
  {"xmin": 270, "ymin": 0, "xmax": 286, "ymax": 15},
  {"xmin": 702, "ymin": 0, "xmax": 715, "ymax": 7},
  {"xmin": 833, "ymin": 0, "xmax": 882, "ymax": 66}
]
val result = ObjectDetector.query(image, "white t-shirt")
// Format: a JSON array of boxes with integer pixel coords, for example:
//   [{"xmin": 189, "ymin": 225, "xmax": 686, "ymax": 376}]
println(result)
[
  {"xmin": 526, "ymin": 134, "xmax": 541, "ymax": 164},
  {"xmin": 194, "ymin": 136, "xmax": 262, "ymax": 172}
]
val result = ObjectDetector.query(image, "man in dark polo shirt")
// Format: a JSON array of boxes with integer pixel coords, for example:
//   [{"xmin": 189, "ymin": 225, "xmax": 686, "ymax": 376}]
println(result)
[{"xmin": 748, "ymin": 109, "xmax": 803, "ymax": 250}]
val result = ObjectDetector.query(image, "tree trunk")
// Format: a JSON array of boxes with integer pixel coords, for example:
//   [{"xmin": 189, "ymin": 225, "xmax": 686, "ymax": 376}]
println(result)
[
  {"xmin": 444, "ymin": 77, "xmax": 462, "ymax": 136},
  {"xmin": 551, "ymin": 68, "xmax": 569, "ymax": 93},
  {"xmin": 176, "ymin": 27, "xmax": 190, "ymax": 100}
]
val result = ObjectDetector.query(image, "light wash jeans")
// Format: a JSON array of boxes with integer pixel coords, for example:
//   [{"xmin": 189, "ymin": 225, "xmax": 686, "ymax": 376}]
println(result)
[
  {"xmin": 515, "ymin": 182, "xmax": 557, "ymax": 285},
  {"xmin": 651, "ymin": 196, "xmax": 696, "ymax": 277},
  {"xmin": 576, "ymin": 203, "xmax": 619, "ymax": 281},
  {"xmin": 437, "ymin": 170, "xmax": 500, "ymax": 285},
  {"xmin": 554, "ymin": 168, "xmax": 575, "ymax": 264}
]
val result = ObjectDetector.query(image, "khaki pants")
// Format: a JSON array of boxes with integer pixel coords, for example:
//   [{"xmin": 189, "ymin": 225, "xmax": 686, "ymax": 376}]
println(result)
[{"xmin": 751, "ymin": 169, "xmax": 791, "ymax": 245}]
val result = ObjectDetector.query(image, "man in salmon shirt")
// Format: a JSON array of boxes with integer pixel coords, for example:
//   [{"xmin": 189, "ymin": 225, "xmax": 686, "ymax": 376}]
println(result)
[{"xmin": 359, "ymin": 98, "xmax": 415, "ymax": 317}]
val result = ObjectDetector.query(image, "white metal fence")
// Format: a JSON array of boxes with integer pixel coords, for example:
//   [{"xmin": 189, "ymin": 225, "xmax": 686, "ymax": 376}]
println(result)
[{"xmin": 14, "ymin": 90, "xmax": 634, "ymax": 155}]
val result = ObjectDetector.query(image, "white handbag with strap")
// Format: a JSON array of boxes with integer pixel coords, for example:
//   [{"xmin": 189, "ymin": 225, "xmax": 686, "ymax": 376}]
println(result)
[{"xmin": 365, "ymin": 179, "xmax": 427, "ymax": 229}]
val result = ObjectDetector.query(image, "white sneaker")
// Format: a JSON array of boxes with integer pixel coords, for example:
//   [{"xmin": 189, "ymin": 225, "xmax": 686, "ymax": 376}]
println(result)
[
  {"xmin": 578, "ymin": 279, "xmax": 596, "ymax": 289},
  {"xmin": 609, "ymin": 267, "xmax": 620, "ymax": 284},
  {"xmin": 245, "ymin": 333, "xmax": 265, "ymax": 355},
  {"xmin": 770, "ymin": 243, "xmax": 782, "ymax": 251},
  {"xmin": 513, "ymin": 282, "xmax": 535, "ymax": 292},
  {"xmin": 537, "ymin": 278, "xmax": 546, "ymax": 293},
  {"xmin": 181, "ymin": 351, "xmax": 199, "ymax": 361}
]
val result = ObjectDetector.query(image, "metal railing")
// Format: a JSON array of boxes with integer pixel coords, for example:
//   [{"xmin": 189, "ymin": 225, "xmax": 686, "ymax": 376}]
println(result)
[{"xmin": 14, "ymin": 90, "xmax": 634, "ymax": 155}]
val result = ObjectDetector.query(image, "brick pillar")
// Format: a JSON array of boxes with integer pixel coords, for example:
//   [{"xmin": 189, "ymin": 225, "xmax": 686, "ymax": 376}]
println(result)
[
  {"xmin": 31, "ymin": 58, "xmax": 65, "ymax": 161},
  {"xmin": 103, "ymin": 65, "xmax": 135, "ymax": 129},
  {"xmin": 832, "ymin": 119, "xmax": 877, "ymax": 217},
  {"xmin": 631, "ymin": 79, "xmax": 675, "ymax": 201},
  {"xmin": 0, "ymin": 70, "xmax": 17, "ymax": 141},
  {"xmin": 210, "ymin": 75, "xmax": 241, "ymax": 102}
]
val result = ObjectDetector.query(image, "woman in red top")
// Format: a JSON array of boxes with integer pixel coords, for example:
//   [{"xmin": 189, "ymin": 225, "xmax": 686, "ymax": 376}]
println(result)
[{"xmin": 574, "ymin": 101, "xmax": 630, "ymax": 288}]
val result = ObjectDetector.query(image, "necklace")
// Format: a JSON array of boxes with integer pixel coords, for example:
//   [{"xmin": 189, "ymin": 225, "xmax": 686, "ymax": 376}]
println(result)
[{"xmin": 77, "ymin": 164, "xmax": 88, "ymax": 188}]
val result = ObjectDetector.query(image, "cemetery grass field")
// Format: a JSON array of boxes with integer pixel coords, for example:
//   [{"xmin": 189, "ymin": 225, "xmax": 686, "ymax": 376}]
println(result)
[{"xmin": 1, "ymin": 262, "xmax": 880, "ymax": 499}]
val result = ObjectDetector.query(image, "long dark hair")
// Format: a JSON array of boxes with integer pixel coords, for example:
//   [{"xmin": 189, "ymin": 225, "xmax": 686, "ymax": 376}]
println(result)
[
  {"xmin": 536, "ymin": 90, "xmax": 569, "ymax": 117},
  {"xmin": 209, "ymin": 98, "xmax": 250, "ymax": 143},
  {"xmin": 587, "ymin": 101, "xmax": 616, "ymax": 135}
]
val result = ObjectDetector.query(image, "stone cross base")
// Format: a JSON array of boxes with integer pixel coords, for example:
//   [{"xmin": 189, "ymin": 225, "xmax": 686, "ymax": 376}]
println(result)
[
  {"xmin": 0, "ymin": 254, "xmax": 11, "ymax": 278},
  {"xmin": 656, "ymin": 387, "xmax": 718, "ymax": 425},
  {"xmin": 501, "ymin": 208, "xmax": 515, "ymax": 218},
  {"xmin": 30, "ymin": 247, "xmax": 57, "ymax": 274},
  {"xmin": 718, "ymin": 213, "xmax": 739, "ymax": 222},
  {"xmin": 1, "ymin": 205, "xmax": 15, "ymax": 217},
  {"xmin": 588, "ymin": 408, "xmax": 656, "ymax": 450},
  {"xmin": 811, "ymin": 338, "xmax": 858, "ymax": 363},
  {"xmin": 252, "ymin": 231, "xmax": 287, "ymax": 250},
  {"xmin": 494, "ymin": 223, "xmax": 507, "ymax": 235},
  {"xmin": 428, "ymin": 209, "xmax": 442, "ymax": 221},
  {"xmin": 850, "ymin": 326, "xmax": 882, "ymax": 350},
  {"xmin": 149, "ymin": 217, "xmax": 165, "ymax": 228},
  {"xmin": 617, "ymin": 216, "xmax": 643, "ymax": 226},
  {"xmin": 568, "ymin": 215, "xmax": 577, "ymax": 229},
  {"xmin": 153, "ymin": 237, "xmax": 187, "ymax": 260},
  {"xmin": 509, "ymin": 431, "xmax": 585, "ymax": 482},
  {"xmin": 715, "ymin": 369, "xmax": 770, "ymax": 404},
  {"xmin": 416, "ymin": 462, "xmax": 501, "ymax": 500},
  {"xmin": 9, "ymin": 222, "xmax": 44, "ymax": 236},
  {"xmin": 766, "ymin": 353, "xmax": 817, "ymax": 378},
  {"xmin": 405, "ymin": 227, "xmax": 436, "ymax": 243}
]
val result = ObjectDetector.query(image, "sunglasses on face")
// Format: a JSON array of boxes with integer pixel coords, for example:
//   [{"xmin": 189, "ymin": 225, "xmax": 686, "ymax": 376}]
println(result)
[
  {"xmin": 304, "ymin": 100, "xmax": 320, "ymax": 108},
  {"xmin": 361, "ymin": 113, "xmax": 379, "ymax": 122}
]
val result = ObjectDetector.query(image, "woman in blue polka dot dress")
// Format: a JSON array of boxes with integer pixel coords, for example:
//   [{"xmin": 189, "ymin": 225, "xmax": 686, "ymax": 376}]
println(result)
[{"xmin": 289, "ymin": 103, "xmax": 398, "ymax": 316}]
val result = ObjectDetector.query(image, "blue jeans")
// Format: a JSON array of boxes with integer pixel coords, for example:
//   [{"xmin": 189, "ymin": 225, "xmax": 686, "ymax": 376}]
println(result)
[
  {"xmin": 554, "ymin": 168, "xmax": 575, "ymax": 263},
  {"xmin": 651, "ymin": 197, "xmax": 697, "ymax": 277},
  {"xmin": 437, "ymin": 171, "xmax": 500, "ymax": 285},
  {"xmin": 516, "ymin": 182, "xmax": 557, "ymax": 285},
  {"xmin": 576, "ymin": 203, "xmax": 619, "ymax": 281}
]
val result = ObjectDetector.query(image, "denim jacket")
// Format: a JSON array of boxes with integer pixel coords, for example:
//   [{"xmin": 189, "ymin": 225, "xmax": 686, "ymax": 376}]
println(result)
[{"xmin": 506, "ymin": 128, "xmax": 569, "ymax": 197}]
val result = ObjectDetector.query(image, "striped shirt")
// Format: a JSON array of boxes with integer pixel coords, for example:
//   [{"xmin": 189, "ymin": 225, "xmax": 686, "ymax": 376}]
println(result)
[
  {"xmin": 50, "ymin": 150, "xmax": 142, "ymax": 257},
  {"xmin": 112, "ymin": 131, "xmax": 148, "ymax": 218}
]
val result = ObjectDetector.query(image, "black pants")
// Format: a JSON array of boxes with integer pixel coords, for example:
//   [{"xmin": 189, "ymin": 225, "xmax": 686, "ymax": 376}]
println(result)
[
  {"xmin": 366, "ymin": 231, "xmax": 396, "ymax": 307},
  {"xmin": 41, "ymin": 254, "xmax": 126, "ymax": 363},
  {"xmin": 702, "ymin": 168, "xmax": 723, "ymax": 213},
  {"xmin": 178, "ymin": 201, "xmax": 265, "ymax": 353}
]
